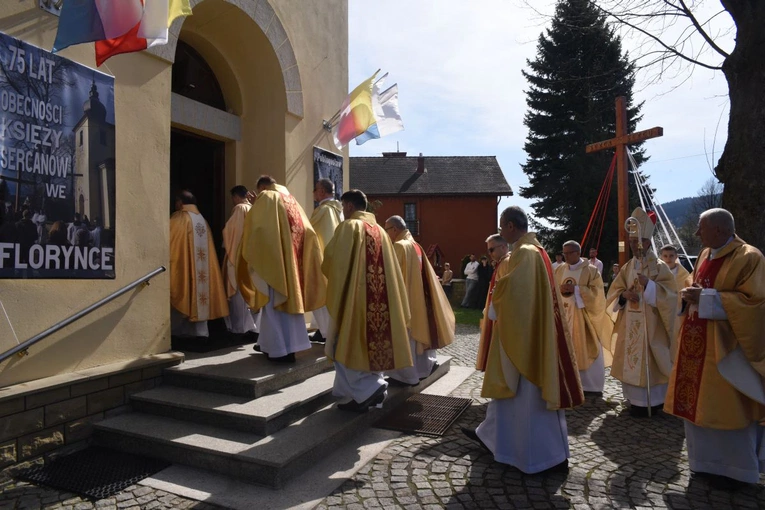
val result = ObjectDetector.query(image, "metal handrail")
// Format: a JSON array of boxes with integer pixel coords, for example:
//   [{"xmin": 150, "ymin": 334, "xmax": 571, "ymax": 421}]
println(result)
[{"xmin": 0, "ymin": 266, "xmax": 167, "ymax": 364}]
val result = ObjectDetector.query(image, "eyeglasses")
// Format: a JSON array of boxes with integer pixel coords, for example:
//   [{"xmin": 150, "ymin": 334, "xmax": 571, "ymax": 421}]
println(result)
[
  {"xmin": 384, "ymin": 226, "xmax": 394, "ymax": 232},
  {"xmin": 562, "ymin": 251, "xmax": 578, "ymax": 255},
  {"xmin": 488, "ymin": 247, "xmax": 497, "ymax": 254}
]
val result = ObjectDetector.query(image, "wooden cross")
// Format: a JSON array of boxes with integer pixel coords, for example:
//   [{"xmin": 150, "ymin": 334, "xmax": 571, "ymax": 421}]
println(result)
[{"xmin": 586, "ymin": 96, "xmax": 663, "ymax": 266}]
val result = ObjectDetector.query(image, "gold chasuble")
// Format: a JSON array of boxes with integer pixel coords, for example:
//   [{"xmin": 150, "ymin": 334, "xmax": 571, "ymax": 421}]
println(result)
[
  {"xmin": 665, "ymin": 237, "xmax": 765, "ymax": 429},
  {"xmin": 482, "ymin": 233, "xmax": 584, "ymax": 410},
  {"xmin": 170, "ymin": 205, "xmax": 229, "ymax": 322},
  {"xmin": 554, "ymin": 259, "xmax": 613, "ymax": 369},
  {"xmin": 221, "ymin": 202, "xmax": 251, "ymax": 298},
  {"xmin": 392, "ymin": 230, "xmax": 455, "ymax": 352},
  {"xmin": 310, "ymin": 199, "xmax": 343, "ymax": 251},
  {"xmin": 322, "ymin": 211, "xmax": 412, "ymax": 372},
  {"xmin": 606, "ymin": 251, "xmax": 676, "ymax": 388},
  {"xmin": 672, "ymin": 264, "xmax": 691, "ymax": 296},
  {"xmin": 476, "ymin": 253, "xmax": 511, "ymax": 371},
  {"xmin": 236, "ymin": 184, "xmax": 326, "ymax": 314}
]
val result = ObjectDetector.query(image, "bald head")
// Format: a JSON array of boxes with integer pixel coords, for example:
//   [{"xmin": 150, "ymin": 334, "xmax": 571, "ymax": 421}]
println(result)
[
  {"xmin": 700, "ymin": 208, "xmax": 735, "ymax": 236},
  {"xmin": 697, "ymin": 208, "xmax": 735, "ymax": 249},
  {"xmin": 384, "ymin": 215, "xmax": 407, "ymax": 240}
]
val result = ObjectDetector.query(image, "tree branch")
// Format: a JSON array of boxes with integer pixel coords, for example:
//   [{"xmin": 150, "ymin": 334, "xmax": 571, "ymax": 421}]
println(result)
[
  {"xmin": 595, "ymin": 3, "xmax": 723, "ymax": 71},
  {"xmin": 678, "ymin": 0, "xmax": 730, "ymax": 58}
]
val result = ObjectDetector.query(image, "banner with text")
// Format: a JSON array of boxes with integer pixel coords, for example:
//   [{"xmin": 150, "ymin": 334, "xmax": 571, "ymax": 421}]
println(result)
[
  {"xmin": 0, "ymin": 31, "xmax": 116, "ymax": 279},
  {"xmin": 313, "ymin": 147, "xmax": 343, "ymax": 208}
]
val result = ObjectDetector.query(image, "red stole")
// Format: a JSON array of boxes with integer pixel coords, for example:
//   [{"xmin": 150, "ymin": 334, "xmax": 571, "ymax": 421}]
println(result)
[
  {"xmin": 363, "ymin": 222, "xmax": 396, "ymax": 371},
  {"xmin": 476, "ymin": 267, "xmax": 500, "ymax": 371},
  {"xmin": 537, "ymin": 247, "xmax": 585, "ymax": 409},
  {"xmin": 414, "ymin": 243, "xmax": 440, "ymax": 350},
  {"xmin": 670, "ymin": 256, "xmax": 726, "ymax": 421},
  {"xmin": 279, "ymin": 191, "xmax": 306, "ymax": 295}
]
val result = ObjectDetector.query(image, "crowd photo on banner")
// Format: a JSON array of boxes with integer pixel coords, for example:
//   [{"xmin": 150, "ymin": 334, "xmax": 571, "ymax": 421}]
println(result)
[{"xmin": 0, "ymin": 32, "xmax": 116, "ymax": 279}]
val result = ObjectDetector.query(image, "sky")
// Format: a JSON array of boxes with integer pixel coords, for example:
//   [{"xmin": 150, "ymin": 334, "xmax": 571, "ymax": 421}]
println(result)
[{"xmin": 347, "ymin": 1, "xmax": 733, "ymax": 224}]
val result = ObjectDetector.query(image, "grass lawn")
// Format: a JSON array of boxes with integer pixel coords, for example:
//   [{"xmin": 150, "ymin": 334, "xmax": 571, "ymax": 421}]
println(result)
[{"xmin": 452, "ymin": 305, "xmax": 483, "ymax": 327}]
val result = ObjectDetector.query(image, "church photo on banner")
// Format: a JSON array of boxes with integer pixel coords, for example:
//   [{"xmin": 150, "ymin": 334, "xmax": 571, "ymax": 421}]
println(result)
[
  {"xmin": 0, "ymin": 31, "xmax": 116, "ymax": 279},
  {"xmin": 313, "ymin": 146, "xmax": 343, "ymax": 206}
]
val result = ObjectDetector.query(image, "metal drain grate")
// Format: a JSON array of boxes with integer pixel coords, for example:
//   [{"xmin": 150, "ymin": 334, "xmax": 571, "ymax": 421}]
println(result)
[
  {"xmin": 375, "ymin": 393, "xmax": 472, "ymax": 437},
  {"xmin": 15, "ymin": 446, "xmax": 171, "ymax": 500}
]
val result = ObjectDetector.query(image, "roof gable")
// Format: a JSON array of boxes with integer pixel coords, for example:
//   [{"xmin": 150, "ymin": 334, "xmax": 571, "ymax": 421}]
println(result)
[{"xmin": 349, "ymin": 156, "xmax": 513, "ymax": 196}]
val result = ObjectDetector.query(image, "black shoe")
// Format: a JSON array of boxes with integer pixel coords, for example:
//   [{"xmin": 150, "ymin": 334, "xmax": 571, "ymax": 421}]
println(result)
[
  {"xmin": 253, "ymin": 343, "xmax": 262, "ymax": 352},
  {"xmin": 309, "ymin": 330, "xmax": 325, "ymax": 343},
  {"xmin": 244, "ymin": 331, "xmax": 259, "ymax": 343},
  {"xmin": 387, "ymin": 378, "xmax": 419, "ymax": 388},
  {"xmin": 584, "ymin": 391, "xmax": 603, "ymax": 398},
  {"xmin": 706, "ymin": 474, "xmax": 748, "ymax": 491},
  {"xmin": 629, "ymin": 405, "xmax": 647, "ymax": 417},
  {"xmin": 337, "ymin": 385, "xmax": 387, "ymax": 413},
  {"xmin": 541, "ymin": 459, "xmax": 569, "ymax": 474},
  {"xmin": 629, "ymin": 404, "xmax": 663, "ymax": 417},
  {"xmin": 461, "ymin": 427, "xmax": 490, "ymax": 452},
  {"xmin": 267, "ymin": 353, "xmax": 296, "ymax": 363}
]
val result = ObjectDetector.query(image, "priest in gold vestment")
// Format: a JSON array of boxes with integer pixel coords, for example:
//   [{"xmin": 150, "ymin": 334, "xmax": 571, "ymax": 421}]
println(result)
[
  {"xmin": 308, "ymin": 178, "xmax": 344, "ymax": 343},
  {"xmin": 660, "ymin": 244, "xmax": 692, "ymax": 295},
  {"xmin": 464, "ymin": 206, "xmax": 583, "ymax": 474},
  {"xmin": 606, "ymin": 207, "xmax": 677, "ymax": 417},
  {"xmin": 322, "ymin": 190, "xmax": 412, "ymax": 411},
  {"xmin": 665, "ymin": 209, "xmax": 765, "ymax": 486},
  {"xmin": 476, "ymin": 234, "xmax": 510, "ymax": 372},
  {"xmin": 222, "ymin": 185, "xmax": 259, "ymax": 337},
  {"xmin": 555, "ymin": 240, "xmax": 611, "ymax": 394},
  {"xmin": 236, "ymin": 176, "xmax": 326, "ymax": 362},
  {"xmin": 170, "ymin": 191, "xmax": 229, "ymax": 338},
  {"xmin": 383, "ymin": 215, "xmax": 455, "ymax": 385}
]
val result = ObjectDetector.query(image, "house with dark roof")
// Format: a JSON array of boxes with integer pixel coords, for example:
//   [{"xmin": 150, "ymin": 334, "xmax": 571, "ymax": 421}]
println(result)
[{"xmin": 350, "ymin": 152, "xmax": 513, "ymax": 274}]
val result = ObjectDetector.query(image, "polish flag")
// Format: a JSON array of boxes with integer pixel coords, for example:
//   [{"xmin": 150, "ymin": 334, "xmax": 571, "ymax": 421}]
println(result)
[{"xmin": 95, "ymin": 0, "xmax": 192, "ymax": 66}]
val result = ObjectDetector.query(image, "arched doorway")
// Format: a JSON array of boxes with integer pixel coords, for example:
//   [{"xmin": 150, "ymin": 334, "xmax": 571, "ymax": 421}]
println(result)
[{"xmin": 170, "ymin": 41, "xmax": 226, "ymax": 255}]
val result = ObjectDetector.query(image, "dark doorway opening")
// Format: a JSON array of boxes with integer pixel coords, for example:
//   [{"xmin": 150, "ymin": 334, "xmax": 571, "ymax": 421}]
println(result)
[
  {"xmin": 169, "ymin": 129, "xmax": 233, "ymax": 349},
  {"xmin": 170, "ymin": 129, "xmax": 226, "ymax": 258}
]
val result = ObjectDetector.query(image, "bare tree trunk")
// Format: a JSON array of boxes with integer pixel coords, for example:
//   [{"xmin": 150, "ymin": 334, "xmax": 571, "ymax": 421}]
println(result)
[{"xmin": 716, "ymin": 1, "xmax": 765, "ymax": 250}]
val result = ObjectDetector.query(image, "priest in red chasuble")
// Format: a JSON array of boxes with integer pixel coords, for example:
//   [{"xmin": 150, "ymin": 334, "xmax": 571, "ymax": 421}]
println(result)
[
  {"xmin": 322, "ymin": 190, "xmax": 412, "ymax": 412},
  {"xmin": 476, "ymin": 234, "xmax": 510, "ymax": 372},
  {"xmin": 606, "ymin": 207, "xmax": 677, "ymax": 417},
  {"xmin": 236, "ymin": 176, "xmax": 326, "ymax": 362},
  {"xmin": 665, "ymin": 208, "xmax": 765, "ymax": 486},
  {"xmin": 463, "ymin": 206, "xmax": 583, "ymax": 474},
  {"xmin": 383, "ymin": 215, "xmax": 455, "ymax": 385}
]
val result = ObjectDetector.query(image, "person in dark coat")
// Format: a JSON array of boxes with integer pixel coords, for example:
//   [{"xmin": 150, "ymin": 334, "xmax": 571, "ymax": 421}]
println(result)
[{"xmin": 475, "ymin": 256, "xmax": 493, "ymax": 308}]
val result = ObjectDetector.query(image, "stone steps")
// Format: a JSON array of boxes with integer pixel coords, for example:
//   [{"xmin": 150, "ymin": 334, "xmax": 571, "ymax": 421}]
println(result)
[
  {"xmin": 94, "ymin": 341, "xmax": 451, "ymax": 488},
  {"xmin": 130, "ymin": 371, "xmax": 336, "ymax": 435},
  {"xmin": 161, "ymin": 344, "xmax": 333, "ymax": 398}
]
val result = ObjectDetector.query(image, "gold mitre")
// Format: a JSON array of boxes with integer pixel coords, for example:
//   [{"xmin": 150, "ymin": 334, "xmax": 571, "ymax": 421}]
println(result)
[{"xmin": 628, "ymin": 207, "xmax": 657, "ymax": 239}]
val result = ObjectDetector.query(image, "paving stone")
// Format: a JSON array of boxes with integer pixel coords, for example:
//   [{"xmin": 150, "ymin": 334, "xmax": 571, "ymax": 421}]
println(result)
[{"xmin": 3, "ymin": 323, "xmax": 765, "ymax": 509}]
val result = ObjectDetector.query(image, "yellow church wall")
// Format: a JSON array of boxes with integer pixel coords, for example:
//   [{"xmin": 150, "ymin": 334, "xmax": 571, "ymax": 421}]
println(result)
[
  {"xmin": 0, "ymin": 3, "xmax": 173, "ymax": 388},
  {"xmin": 273, "ymin": 0, "xmax": 350, "ymax": 207},
  {"xmin": 0, "ymin": 0, "xmax": 348, "ymax": 388}
]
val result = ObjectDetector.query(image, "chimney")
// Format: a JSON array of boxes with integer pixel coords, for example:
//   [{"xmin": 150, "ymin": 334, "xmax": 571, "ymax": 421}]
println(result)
[{"xmin": 416, "ymin": 152, "xmax": 426, "ymax": 173}]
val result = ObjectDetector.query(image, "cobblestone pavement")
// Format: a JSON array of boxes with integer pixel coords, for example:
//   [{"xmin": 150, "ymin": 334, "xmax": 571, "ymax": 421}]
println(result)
[
  {"xmin": 0, "ymin": 481, "xmax": 223, "ymax": 510},
  {"xmin": 317, "ymin": 324, "xmax": 765, "ymax": 510},
  {"xmin": 3, "ymin": 323, "xmax": 765, "ymax": 509}
]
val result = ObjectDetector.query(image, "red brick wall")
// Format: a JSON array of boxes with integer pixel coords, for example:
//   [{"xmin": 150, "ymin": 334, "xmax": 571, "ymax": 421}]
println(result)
[{"xmin": 368, "ymin": 195, "xmax": 498, "ymax": 273}]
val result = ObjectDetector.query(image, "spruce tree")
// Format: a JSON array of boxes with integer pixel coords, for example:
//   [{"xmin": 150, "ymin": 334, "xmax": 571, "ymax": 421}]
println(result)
[{"xmin": 521, "ymin": 0, "xmax": 648, "ymax": 266}]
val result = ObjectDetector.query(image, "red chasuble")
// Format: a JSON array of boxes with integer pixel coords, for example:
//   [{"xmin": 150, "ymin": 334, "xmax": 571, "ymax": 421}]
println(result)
[
  {"xmin": 363, "ymin": 220, "xmax": 396, "ymax": 371},
  {"xmin": 670, "ymin": 256, "xmax": 725, "ymax": 422}
]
